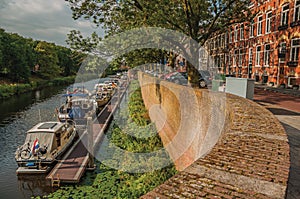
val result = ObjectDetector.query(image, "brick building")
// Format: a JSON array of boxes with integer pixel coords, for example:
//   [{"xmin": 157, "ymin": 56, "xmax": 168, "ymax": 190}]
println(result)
[{"xmin": 206, "ymin": 0, "xmax": 300, "ymax": 88}]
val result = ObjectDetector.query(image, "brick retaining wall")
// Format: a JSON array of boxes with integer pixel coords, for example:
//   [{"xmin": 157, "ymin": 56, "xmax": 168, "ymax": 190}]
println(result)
[{"xmin": 138, "ymin": 72, "xmax": 290, "ymax": 198}]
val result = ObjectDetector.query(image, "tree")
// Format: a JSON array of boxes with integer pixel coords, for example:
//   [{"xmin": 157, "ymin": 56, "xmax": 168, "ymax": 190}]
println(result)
[
  {"xmin": 0, "ymin": 31, "xmax": 31, "ymax": 82},
  {"xmin": 56, "ymin": 45, "xmax": 74, "ymax": 76},
  {"xmin": 66, "ymin": 0, "xmax": 258, "ymax": 86},
  {"xmin": 34, "ymin": 41, "xmax": 61, "ymax": 79}
]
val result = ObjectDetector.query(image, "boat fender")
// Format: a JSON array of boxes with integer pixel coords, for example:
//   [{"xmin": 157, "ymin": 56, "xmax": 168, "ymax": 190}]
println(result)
[
  {"xmin": 26, "ymin": 162, "xmax": 35, "ymax": 167},
  {"xmin": 39, "ymin": 147, "xmax": 47, "ymax": 154}
]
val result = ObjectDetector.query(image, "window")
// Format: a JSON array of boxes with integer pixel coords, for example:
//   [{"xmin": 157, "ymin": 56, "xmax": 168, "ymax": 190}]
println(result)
[
  {"xmin": 239, "ymin": 49, "xmax": 243, "ymax": 66},
  {"xmin": 281, "ymin": 4, "xmax": 289, "ymax": 26},
  {"xmin": 218, "ymin": 35, "xmax": 221, "ymax": 47},
  {"xmin": 294, "ymin": 0, "xmax": 300, "ymax": 22},
  {"xmin": 264, "ymin": 44, "xmax": 271, "ymax": 66},
  {"xmin": 249, "ymin": 48, "xmax": 253, "ymax": 65},
  {"xmin": 291, "ymin": 38, "xmax": 300, "ymax": 61},
  {"xmin": 249, "ymin": 21, "xmax": 254, "ymax": 38},
  {"xmin": 240, "ymin": 24, "xmax": 244, "ymax": 40},
  {"xmin": 233, "ymin": 50, "xmax": 238, "ymax": 66},
  {"xmin": 234, "ymin": 26, "xmax": 238, "ymax": 41},
  {"xmin": 266, "ymin": 11, "xmax": 272, "ymax": 33},
  {"xmin": 257, "ymin": 16, "xmax": 263, "ymax": 35},
  {"xmin": 229, "ymin": 31, "xmax": 232, "ymax": 43},
  {"xmin": 256, "ymin": 46, "xmax": 261, "ymax": 66},
  {"xmin": 279, "ymin": 42, "xmax": 286, "ymax": 63}
]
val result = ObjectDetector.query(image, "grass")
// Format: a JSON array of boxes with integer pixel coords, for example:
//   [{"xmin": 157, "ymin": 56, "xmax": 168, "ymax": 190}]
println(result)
[{"xmin": 0, "ymin": 76, "xmax": 75, "ymax": 99}]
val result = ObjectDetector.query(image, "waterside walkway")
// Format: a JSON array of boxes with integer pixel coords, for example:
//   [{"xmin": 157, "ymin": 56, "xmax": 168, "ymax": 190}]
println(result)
[
  {"xmin": 254, "ymin": 87, "xmax": 300, "ymax": 199},
  {"xmin": 141, "ymin": 88, "xmax": 291, "ymax": 198}
]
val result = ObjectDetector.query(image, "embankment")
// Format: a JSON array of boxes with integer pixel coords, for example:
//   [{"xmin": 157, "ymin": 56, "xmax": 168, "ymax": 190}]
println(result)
[{"xmin": 139, "ymin": 72, "xmax": 290, "ymax": 198}]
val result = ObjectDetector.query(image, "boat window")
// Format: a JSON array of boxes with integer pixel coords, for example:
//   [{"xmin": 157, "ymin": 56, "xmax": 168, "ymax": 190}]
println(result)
[
  {"xmin": 38, "ymin": 123, "xmax": 58, "ymax": 129},
  {"xmin": 56, "ymin": 132, "xmax": 61, "ymax": 147}
]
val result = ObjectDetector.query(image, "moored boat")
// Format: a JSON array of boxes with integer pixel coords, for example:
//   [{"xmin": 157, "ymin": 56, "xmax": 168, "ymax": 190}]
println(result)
[
  {"xmin": 93, "ymin": 81, "xmax": 117, "ymax": 112},
  {"xmin": 95, "ymin": 90, "xmax": 111, "ymax": 107},
  {"xmin": 15, "ymin": 121, "xmax": 77, "ymax": 174},
  {"xmin": 57, "ymin": 93, "xmax": 97, "ymax": 126}
]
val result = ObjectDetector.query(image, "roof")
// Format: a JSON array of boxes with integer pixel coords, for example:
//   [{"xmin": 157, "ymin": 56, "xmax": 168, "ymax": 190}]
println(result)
[{"xmin": 27, "ymin": 122, "xmax": 65, "ymax": 133}]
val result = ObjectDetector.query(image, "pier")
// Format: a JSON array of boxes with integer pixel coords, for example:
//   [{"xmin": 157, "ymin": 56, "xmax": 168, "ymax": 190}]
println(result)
[{"xmin": 46, "ymin": 82, "xmax": 128, "ymax": 185}]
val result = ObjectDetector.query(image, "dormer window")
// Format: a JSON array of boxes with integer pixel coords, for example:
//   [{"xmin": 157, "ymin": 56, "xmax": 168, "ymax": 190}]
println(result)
[
  {"xmin": 266, "ymin": 11, "xmax": 272, "ymax": 34},
  {"xmin": 294, "ymin": 0, "xmax": 300, "ymax": 22},
  {"xmin": 240, "ymin": 24, "xmax": 244, "ymax": 40},
  {"xmin": 249, "ymin": 20, "xmax": 254, "ymax": 38},
  {"xmin": 234, "ymin": 26, "xmax": 238, "ymax": 42},
  {"xmin": 257, "ymin": 16, "xmax": 263, "ymax": 35},
  {"xmin": 281, "ymin": 4, "xmax": 289, "ymax": 26}
]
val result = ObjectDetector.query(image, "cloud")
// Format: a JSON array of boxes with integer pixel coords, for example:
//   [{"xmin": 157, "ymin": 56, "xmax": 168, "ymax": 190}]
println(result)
[{"xmin": 0, "ymin": 0, "xmax": 103, "ymax": 46}]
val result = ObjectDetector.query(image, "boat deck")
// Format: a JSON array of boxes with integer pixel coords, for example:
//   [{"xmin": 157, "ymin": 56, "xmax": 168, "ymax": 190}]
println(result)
[{"xmin": 46, "ymin": 134, "xmax": 89, "ymax": 183}]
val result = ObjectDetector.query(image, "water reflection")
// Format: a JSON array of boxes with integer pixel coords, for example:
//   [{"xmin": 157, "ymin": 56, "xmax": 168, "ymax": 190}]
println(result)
[
  {"xmin": 0, "ymin": 86, "xmax": 66, "ymax": 199},
  {"xmin": 17, "ymin": 175, "xmax": 55, "ymax": 199}
]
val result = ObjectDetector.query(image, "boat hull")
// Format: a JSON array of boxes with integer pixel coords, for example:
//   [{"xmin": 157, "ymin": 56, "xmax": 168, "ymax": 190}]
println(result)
[{"xmin": 16, "ymin": 166, "xmax": 52, "ymax": 174}]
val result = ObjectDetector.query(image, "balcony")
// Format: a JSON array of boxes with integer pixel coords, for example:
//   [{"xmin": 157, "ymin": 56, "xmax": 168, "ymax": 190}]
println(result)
[
  {"xmin": 278, "ymin": 24, "xmax": 288, "ymax": 30},
  {"xmin": 287, "ymin": 61, "xmax": 298, "ymax": 67},
  {"xmin": 290, "ymin": 21, "xmax": 300, "ymax": 27}
]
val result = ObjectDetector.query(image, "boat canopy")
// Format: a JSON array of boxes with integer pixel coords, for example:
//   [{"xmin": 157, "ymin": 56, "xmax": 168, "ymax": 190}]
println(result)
[{"xmin": 24, "ymin": 132, "xmax": 55, "ymax": 153}]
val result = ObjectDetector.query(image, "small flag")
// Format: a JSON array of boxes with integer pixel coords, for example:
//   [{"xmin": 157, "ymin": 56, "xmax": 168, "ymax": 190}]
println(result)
[{"xmin": 32, "ymin": 138, "xmax": 39, "ymax": 154}]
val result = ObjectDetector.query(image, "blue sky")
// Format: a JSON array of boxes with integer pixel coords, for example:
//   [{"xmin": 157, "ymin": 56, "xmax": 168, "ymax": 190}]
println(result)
[{"xmin": 0, "ymin": 0, "xmax": 104, "ymax": 46}]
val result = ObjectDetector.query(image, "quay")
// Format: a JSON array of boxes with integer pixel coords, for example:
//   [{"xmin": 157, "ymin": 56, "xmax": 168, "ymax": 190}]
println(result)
[
  {"xmin": 46, "ymin": 82, "xmax": 128, "ymax": 185},
  {"xmin": 139, "ymin": 73, "xmax": 291, "ymax": 199}
]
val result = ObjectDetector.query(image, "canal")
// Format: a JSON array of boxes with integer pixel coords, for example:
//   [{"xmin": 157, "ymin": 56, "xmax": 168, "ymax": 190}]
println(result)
[
  {"xmin": 0, "ymin": 85, "xmax": 68, "ymax": 199},
  {"xmin": 0, "ymin": 78, "xmax": 122, "ymax": 198}
]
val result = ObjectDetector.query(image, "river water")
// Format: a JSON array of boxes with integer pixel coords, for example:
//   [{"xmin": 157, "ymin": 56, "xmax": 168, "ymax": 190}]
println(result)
[
  {"xmin": 0, "ymin": 86, "xmax": 68, "ymax": 199},
  {"xmin": 0, "ymin": 78, "xmax": 118, "ymax": 199}
]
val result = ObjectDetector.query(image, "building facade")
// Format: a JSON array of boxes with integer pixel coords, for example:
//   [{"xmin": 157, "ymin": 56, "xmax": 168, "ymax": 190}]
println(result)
[{"xmin": 206, "ymin": 0, "xmax": 300, "ymax": 88}]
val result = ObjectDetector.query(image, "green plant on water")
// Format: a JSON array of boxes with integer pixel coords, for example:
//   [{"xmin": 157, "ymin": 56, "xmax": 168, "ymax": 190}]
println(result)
[{"xmin": 43, "ymin": 80, "xmax": 177, "ymax": 199}]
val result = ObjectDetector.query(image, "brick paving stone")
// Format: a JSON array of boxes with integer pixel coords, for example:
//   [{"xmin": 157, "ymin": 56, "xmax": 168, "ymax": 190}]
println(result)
[{"xmin": 140, "ymin": 92, "xmax": 289, "ymax": 199}]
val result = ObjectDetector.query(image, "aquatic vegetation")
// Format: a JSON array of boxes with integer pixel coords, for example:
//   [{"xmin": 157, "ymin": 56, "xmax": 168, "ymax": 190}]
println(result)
[{"xmin": 45, "ymin": 80, "xmax": 177, "ymax": 199}]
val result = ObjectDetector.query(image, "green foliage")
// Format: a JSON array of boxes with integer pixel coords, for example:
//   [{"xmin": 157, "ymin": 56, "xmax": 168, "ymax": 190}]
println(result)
[
  {"xmin": 65, "ymin": 0, "xmax": 256, "ymax": 86},
  {"xmin": 0, "ymin": 28, "xmax": 84, "ymax": 83},
  {"xmin": 47, "ymin": 163, "xmax": 176, "ymax": 199},
  {"xmin": 214, "ymin": 73, "xmax": 226, "ymax": 81},
  {"xmin": 45, "ymin": 79, "xmax": 177, "ymax": 199},
  {"xmin": 0, "ymin": 76, "xmax": 75, "ymax": 99}
]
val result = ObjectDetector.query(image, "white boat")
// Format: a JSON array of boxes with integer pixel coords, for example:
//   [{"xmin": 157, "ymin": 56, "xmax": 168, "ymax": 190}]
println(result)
[
  {"xmin": 93, "ymin": 81, "xmax": 117, "ymax": 111},
  {"xmin": 95, "ymin": 91, "xmax": 111, "ymax": 107},
  {"xmin": 15, "ymin": 121, "xmax": 77, "ymax": 174},
  {"xmin": 57, "ymin": 93, "xmax": 97, "ymax": 126}
]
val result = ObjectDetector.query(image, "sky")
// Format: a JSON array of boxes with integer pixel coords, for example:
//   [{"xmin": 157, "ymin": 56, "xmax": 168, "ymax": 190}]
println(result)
[{"xmin": 0, "ymin": 0, "xmax": 104, "ymax": 46}]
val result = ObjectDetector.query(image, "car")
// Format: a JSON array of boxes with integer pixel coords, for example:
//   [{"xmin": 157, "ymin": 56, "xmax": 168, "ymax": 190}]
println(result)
[
  {"xmin": 165, "ymin": 72, "xmax": 188, "ymax": 85},
  {"xmin": 164, "ymin": 70, "xmax": 212, "ymax": 88},
  {"xmin": 198, "ymin": 70, "xmax": 212, "ymax": 88},
  {"xmin": 160, "ymin": 71, "xmax": 176, "ymax": 80}
]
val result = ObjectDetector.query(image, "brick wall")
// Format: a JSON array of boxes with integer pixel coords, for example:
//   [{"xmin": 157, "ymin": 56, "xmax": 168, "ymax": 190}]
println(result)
[{"xmin": 139, "ymin": 72, "xmax": 290, "ymax": 198}]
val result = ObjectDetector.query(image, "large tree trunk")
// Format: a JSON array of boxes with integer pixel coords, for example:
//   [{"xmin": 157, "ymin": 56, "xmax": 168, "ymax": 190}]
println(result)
[{"xmin": 187, "ymin": 61, "xmax": 200, "ymax": 88}]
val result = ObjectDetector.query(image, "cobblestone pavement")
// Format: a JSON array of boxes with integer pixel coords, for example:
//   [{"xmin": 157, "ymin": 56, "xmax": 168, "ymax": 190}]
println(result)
[
  {"xmin": 254, "ymin": 87, "xmax": 300, "ymax": 199},
  {"xmin": 142, "ymin": 92, "xmax": 290, "ymax": 199}
]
